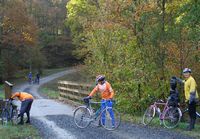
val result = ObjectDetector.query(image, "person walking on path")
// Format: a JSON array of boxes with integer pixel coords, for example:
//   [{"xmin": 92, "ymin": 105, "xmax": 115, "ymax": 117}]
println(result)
[
  {"xmin": 28, "ymin": 72, "xmax": 32, "ymax": 85},
  {"xmin": 10, "ymin": 92, "xmax": 34, "ymax": 125},
  {"xmin": 176, "ymin": 68, "xmax": 199, "ymax": 131},
  {"xmin": 35, "ymin": 72, "xmax": 40, "ymax": 84}
]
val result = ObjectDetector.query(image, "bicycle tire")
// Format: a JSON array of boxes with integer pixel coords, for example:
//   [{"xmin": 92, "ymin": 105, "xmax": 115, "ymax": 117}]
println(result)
[
  {"xmin": 1, "ymin": 109, "xmax": 9, "ymax": 125},
  {"xmin": 73, "ymin": 106, "xmax": 92, "ymax": 128},
  {"xmin": 11, "ymin": 109, "xmax": 19, "ymax": 125},
  {"xmin": 142, "ymin": 106, "xmax": 155, "ymax": 126},
  {"xmin": 100, "ymin": 107, "xmax": 121, "ymax": 131},
  {"xmin": 181, "ymin": 108, "xmax": 200, "ymax": 120},
  {"xmin": 196, "ymin": 112, "xmax": 200, "ymax": 118},
  {"xmin": 163, "ymin": 107, "xmax": 182, "ymax": 129}
]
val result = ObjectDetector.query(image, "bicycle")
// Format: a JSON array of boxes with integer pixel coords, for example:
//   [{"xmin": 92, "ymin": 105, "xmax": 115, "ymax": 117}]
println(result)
[
  {"xmin": 1, "ymin": 99, "xmax": 20, "ymax": 125},
  {"xmin": 73, "ymin": 98, "xmax": 121, "ymax": 130},
  {"xmin": 181, "ymin": 102, "xmax": 200, "ymax": 122},
  {"xmin": 142, "ymin": 98, "xmax": 182, "ymax": 128}
]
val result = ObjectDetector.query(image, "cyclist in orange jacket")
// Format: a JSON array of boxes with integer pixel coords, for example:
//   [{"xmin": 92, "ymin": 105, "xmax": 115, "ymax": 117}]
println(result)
[
  {"xmin": 85, "ymin": 75, "xmax": 115, "ymax": 127},
  {"xmin": 11, "ymin": 92, "xmax": 34, "ymax": 125}
]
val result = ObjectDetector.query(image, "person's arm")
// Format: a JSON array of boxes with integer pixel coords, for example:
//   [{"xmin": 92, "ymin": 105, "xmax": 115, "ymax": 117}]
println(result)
[
  {"xmin": 11, "ymin": 92, "xmax": 19, "ymax": 99},
  {"xmin": 175, "ymin": 77, "xmax": 184, "ymax": 84},
  {"xmin": 89, "ymin": 86, "xmax": 98, "ymax": 97},
  {"xmin": 189, "ymin": 79, "xmax": 196, "ymax": 104},
  {"xmin": 108, "ymin": 83, "xmax": 114, "ymax": 99}
]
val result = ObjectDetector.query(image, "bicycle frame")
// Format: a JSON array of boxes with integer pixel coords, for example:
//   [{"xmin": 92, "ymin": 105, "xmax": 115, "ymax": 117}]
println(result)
[
  {"xmin": 3, "ymin": 99, "xmax": 18, "ymax": 120},
  {"xmin": 85, "ymin": 100, "xmax": 105, "ymax": 120},
  {"xmin": 151, "ymin": 100, "xmax": 170, "ymax": 120}
]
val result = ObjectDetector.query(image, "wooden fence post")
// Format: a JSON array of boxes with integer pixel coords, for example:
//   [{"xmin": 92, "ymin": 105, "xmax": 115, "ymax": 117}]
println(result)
[
  {"xmin": 4, "ymin": 81, "xmax": 13, "ymax": 99},
  {"xmin": 58, "ymin": 81, "xmax": 93, "ymax": 106}
]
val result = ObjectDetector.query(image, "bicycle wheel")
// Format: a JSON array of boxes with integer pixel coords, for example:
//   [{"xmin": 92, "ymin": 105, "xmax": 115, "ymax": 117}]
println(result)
[
  {"xmin": 11, "ymin": 109, "xmax": 19, "ymax": 125},
  {"xmin": 73, "ymin": 106, "xmax": 91, "ymax": 128},
  {"xmin": 163, "ymin": 107, "xmax": 181, "ymax": 129},
  {"xmin": 1, "ymin": 109, "xmax": 9, "ymax": 125},
  {"xmin": 196, "ymin": 112, "xmax": 200, "ymax": 118},
  {"xmin": 142, "ymin": 106, "xmax": 155, "ymax": 126},
  {"xmin": 100, "ymin": 108, "xmax": 121, "ymax": 130}
]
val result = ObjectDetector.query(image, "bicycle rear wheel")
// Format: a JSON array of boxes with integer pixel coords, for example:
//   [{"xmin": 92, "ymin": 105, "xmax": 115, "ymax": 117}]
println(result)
[
  {"xmin": 100, "ymin": 107, "xmax": 121, "ymax": 130},
  {"xmin": 1, "ymin": 109, "xmax": 9, "ymax": 125},
  {"xmin": 142, "ymin": 106, "xmax": 155, "ymax": 126},
  {"xmin": 163, "ymin": 107, "xmax": 181, "ymax": 129},
  {"xmin": 73, "ymin": 106, "xmax": 91, "ymax": 128}
]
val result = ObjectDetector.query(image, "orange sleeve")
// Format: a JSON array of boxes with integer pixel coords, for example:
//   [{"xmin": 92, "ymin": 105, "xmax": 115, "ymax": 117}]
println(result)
[
  {"xmin": 11, "ymin": 92, "xmax": 19, "ymax": 99},
  {"xmin": 110, "ymin": 91, "xmax": 114, "ymax": 98},
  {"xmin": 107, "ymin": 83, "xmax": 114, "ymax": 98},
  {"xmin": 89, "ymin": 86, "xmax": 98, "ymax": 97}
]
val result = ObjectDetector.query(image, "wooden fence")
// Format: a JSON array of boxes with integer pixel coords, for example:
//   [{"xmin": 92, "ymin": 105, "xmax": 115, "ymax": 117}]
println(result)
[{"xmin": 58, "ymin": 81, "xmax": 94, "ymax": 106}]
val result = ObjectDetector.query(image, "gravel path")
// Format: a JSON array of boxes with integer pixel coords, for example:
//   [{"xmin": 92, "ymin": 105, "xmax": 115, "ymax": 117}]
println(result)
[{"xmin": 12, "ymin": 68, "xmax": 196, "ymax": 139}]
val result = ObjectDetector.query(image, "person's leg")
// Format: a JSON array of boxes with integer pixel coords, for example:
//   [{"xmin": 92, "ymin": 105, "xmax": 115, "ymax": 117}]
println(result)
[
  {"xmin": 25, "ymin": 99, "xmax": 33, "ymax": 123},
  {"xmin": 188, "ymin": 101, "xmax": 196, "ymax": 130},
  {"xmin": 190, "ymin": 101, "xmax": 196, "ymax": 129},
  {"xmin": 19, "ymin": 100, "xmax": 29, "ymax": 125},
  {"xmin": 101, "ymin": 100, "xmax": 106, "ymax": 125},
  {"xmin": 107, "ymin": 100, "xmax": 115, "ymax": 127}
]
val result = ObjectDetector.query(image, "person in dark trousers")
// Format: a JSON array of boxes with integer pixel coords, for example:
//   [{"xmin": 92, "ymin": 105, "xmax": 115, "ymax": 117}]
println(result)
[
  {"xmin": 176, "ymin": 68, "xmax": 199, "ymax": 131},
  {"xmin": 35, "ymin": 72, "xmax": 40, "ymax": 84},
  {"xmin": 168, "ymin": 77, "xmax": 179, "ymax": 107},
  {"xmin": 10, "ymin": 92, "xmax": 34, "ymax": 125}
]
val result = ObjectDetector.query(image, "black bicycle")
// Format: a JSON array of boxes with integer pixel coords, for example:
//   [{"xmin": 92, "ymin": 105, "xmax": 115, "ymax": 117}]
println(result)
[
  {"xmin": 181, "ymin": 102, "xmax": 200, "ymax": 122},
  {"xmin": 1, "ymin": 99, "xmax": 19, "ymax": 125}
]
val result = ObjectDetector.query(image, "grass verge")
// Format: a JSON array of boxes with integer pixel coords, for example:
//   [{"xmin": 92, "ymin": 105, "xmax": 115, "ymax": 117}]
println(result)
[
  {"xmin": 40, "ymin": 87, "xmax": 59, "ymax": 99},
  {"xmin": 39, "ymin": 66, "xmax": 92, "ymax": 98},
  {"xmin": 0, "ymin": 124, "xmax": 40, "ymax": 139},
  {"xmin": 0, "ymin": 84, "xmax": 4, "ymax": 99}
]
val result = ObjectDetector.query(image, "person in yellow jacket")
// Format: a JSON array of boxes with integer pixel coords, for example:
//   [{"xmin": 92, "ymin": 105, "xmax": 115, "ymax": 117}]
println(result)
[
  {"xmin": 176, "ymin": 68, "xmax": 199, "ymax": 130},
  {"xmin": 11, "ymin": 92, "xmax": 34, "ymax": 125}
]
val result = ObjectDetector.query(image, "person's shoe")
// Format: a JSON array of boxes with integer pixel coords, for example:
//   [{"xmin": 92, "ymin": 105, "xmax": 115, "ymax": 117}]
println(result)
[
  {"xmin": 186, "ymin": 124, "xmax": 193, "ymax": 131},
  {"xmin": 18, "ymin": 121, "xmax": 24, "ymax": 125},
  {"xmin": 25, "ymin": 120, "xmax": 30, "ymax": 124}
]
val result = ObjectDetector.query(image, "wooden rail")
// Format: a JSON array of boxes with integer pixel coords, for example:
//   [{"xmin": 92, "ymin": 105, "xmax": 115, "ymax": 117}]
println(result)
[{"xmin": 58, "ymin": 81, "xmax": 94, "ymax": 106}]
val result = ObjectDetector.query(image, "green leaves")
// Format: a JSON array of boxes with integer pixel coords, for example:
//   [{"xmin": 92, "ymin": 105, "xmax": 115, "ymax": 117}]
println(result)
[{"xmin": 66, "ymin": 0, "xmax": 200, "ymax": 115}]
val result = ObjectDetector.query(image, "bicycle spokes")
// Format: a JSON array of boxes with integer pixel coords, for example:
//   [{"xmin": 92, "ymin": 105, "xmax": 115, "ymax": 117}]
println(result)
[
  {"xmin": 163, "ymin": 107, "xmax": 181, "ymax": 128},
  {"xmin": 100, "ymin": 108, "xmax": 120, "ymax": 130}
]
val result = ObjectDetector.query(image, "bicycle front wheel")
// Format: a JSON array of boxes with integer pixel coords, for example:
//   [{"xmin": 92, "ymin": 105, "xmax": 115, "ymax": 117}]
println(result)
[
  {"xmin": 73, "ymin": 106, "xmax": 91, "ymax": 128},
  {"xmin": 142, "ymin": 106, "xmax": 155, "ymax": 126},
  {"xmin": 100, "ymin": 108, "xmax": 121, "ymax": 130},
  {"xmin": 1, "ymin": 109, "xmax": 9, "ymax": 125},
  {"xmin": 11, "ymin": 109, "xmax": 19, "ymax": 125},
  {"xmin": 163, "ymin": 107, "xmax": 181, "ymax": 129}
]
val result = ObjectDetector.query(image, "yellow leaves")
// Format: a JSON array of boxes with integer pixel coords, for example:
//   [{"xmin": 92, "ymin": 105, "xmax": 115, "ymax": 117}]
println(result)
[
  {"xmin": 134, "ymin": 2, "xmax": 156, "ymax": 21},
  {"xmin": 175, "ymin": 13, "xmax": 185, "ymax": 24},
  {"xmin": 22, "ymin": 32, "xmax": 33, "ymax": 43},
  {"xmin": 166, "ymin": 0, "xmax": 190, "ymax": 14}
]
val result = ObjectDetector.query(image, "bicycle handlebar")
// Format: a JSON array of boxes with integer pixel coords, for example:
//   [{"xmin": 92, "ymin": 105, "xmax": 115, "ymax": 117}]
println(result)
[{"xmin": 82, "ymin": 97, "xmax": 115, "ymax": 105}]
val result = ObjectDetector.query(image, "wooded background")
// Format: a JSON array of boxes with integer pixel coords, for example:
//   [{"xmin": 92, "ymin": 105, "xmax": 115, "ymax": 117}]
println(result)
[
  {"xmin": 66, "ymin": 0, "xmax": 200, "ymax": 114},
  {"xmin": 0, "ymin": 0, "xmax": 78, "ymax": 81},
  {"xmin": 0, "ymin": 0, "xmax": 199, "ymax": 114}
]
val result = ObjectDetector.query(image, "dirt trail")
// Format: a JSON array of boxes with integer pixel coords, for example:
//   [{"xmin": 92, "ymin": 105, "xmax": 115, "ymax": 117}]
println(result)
[
  {"xmin": 12, "ymin": 68, "xmax": 195, "ymax": 139},
  {"xmin": 13, "ymin": 68, "xmax": 77, "ymax": 139}
]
